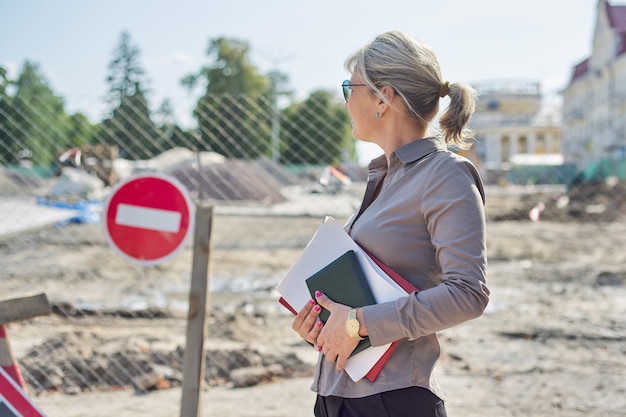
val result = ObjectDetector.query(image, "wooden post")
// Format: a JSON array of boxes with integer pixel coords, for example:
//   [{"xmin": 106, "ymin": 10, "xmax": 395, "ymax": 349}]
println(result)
[
  {"xmin": 180, "ymin": 204, "xmax": 213, "ymax": 417},
  {"xmin": 0, "ymin": 293, "xmax": 52, "ymax": 326}
]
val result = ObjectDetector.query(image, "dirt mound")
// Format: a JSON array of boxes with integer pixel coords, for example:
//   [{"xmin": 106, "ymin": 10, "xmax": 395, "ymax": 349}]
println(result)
[
  {"xmin": 167, "ymin": 158, "xmax": 299, "ymax": 203},
  {"xmin": 19, "ymin": 310, "xmax": 311, "ymax": 395},
  {"xmin": 491, "ymin": 177, "xmax": 626, "ymax": 222}
]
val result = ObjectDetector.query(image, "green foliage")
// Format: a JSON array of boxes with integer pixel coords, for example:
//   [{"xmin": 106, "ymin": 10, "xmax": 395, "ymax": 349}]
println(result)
[
  {"xmin": 184, "ymin": 37, "xmax": 275, "ymax": 159},
  {"xmin": 0, "ymin": 66, "xmax": 15, "ymax": 164},
  {"xmin": 0, "ymin": 62, "xmax": 71, "ymax": 166},
  {"xmin": 167, "ymin": 125, "xmax": 198, "ymax": 150},
  {"xmin": 280, "ymin": 90, "xmax": 353, "ymax": 164},
  {"xmin": 105, "ymin": 31, "xmax": 146, "ymax": 106},
  {"xmin": 99, "ymin": 84, "xmax": 162, "ymax": 159},
  {"xmin": 0, "ymin": 66, "xmax": 11, "ymax": 96},
  {"xmin": 0, "ymin": 33, "xmax": 356, "ymax": 175},
  {"xmin": 194, "ymin": 93, "xmax": 273, "ymax": 158},
  {"xmin": 0, "ymin": 64, "xmax": 97, "ymax": 168},
  {"xmin": 67, "ymin": 113, "xmax": 95, "ymax": 148},
  {"xmin": 153, "ymin": 99, "xmax": 199, "ymax": 151},
  {"xmin": 183, "ymin": 37, "xmax": 270, "ymax": 96},
  {"xmin": 100, "ymin": 31, "xmax": 160, "ymax": 159}
]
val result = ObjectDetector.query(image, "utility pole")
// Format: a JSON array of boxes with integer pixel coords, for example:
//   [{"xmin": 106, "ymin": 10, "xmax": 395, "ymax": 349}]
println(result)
[{"xmin": 257, "ymin": 48, "xmax": 294, "ymax": 163}]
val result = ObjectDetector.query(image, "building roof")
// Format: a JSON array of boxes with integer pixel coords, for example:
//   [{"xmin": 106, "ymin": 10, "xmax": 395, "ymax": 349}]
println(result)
[
  {"xmin": 606, "ymin": 2, "xmax": 626, "ymax": 32},
  {"xmin": 607, "ymin": 2, "xmax": 626, "ymax": 54},
  {"xmin": 570, "ymin": 58, "xmax": 590, "ymax": 83},
  {"xmin": 569, "ymin": 2, "xmax": 626, "ymax": 83}
]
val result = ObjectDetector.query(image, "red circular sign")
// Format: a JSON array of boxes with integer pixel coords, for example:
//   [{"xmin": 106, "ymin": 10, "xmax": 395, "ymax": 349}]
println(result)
[{"xmin": 103, "ymin": 174, "xmax": 194, "ymax": 265}]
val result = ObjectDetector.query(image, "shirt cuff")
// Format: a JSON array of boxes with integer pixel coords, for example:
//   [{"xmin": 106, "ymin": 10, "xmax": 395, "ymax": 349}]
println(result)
[{"xmin": 361, "ymin": 300, "xmax": 405, "ymax": 346}]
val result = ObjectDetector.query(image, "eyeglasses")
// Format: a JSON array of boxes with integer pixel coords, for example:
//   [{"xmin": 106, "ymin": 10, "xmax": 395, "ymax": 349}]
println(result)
[{"xmin": 342, "ymin": 79, "xmax": 368, "ymax": 102}]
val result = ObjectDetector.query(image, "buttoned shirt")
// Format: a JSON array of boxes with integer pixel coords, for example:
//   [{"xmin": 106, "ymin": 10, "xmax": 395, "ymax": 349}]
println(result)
[{"xmin": 312, "ymin": 137, "xmax": 489, "ymax": 398}]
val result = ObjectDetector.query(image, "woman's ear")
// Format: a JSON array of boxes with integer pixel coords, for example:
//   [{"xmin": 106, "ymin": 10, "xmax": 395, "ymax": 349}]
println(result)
[
  {"xmin": 379, "ymin": 85, "xmax": 396, "ymax": 103},
  {"xmin": 376, "ymin": 85, "xmax": 394, "ymax": 116}
]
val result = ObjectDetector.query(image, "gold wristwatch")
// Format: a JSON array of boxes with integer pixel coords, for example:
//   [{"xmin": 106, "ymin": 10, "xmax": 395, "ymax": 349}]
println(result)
[{"xmin": 345, "ymin": 308, "xmax": 364, "ymax": 340}]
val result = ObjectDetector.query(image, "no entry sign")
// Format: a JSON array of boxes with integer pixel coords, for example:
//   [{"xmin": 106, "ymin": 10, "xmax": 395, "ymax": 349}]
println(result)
[{"xmin": 103, "ymin": 173, "xmax": 194, "ymax": 266}]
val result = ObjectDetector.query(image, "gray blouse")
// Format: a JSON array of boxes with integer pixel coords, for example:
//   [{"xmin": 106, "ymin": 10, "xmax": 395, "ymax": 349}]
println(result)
[{"xmin": 312, "ymin": 137, "xmax": 490, "ymax": 399}]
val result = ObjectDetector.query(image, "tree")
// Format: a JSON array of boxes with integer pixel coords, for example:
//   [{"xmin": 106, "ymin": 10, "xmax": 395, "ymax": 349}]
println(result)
[
  {"xmin": 182, "ymin": 37, "xmax": 277, "ymax": 159},
  {"xmin": 100, "ymin": 82, "xmax": 161, "ymax": 159},
  {"xmin": 67, "ymin": 112, "xmax": 95, "ymax": 149},
  {"xmin": 153, "ymin": 98, "xmax": 198, "ymax": 151},
  {"xmin": 0, "ymin": 66, "xmax": 11, "ymax": 96},
  {"xmin": 3, "ymin": 62, "xmax": 70, "ymax": 167},
  {"xmin": 0, "ymin": 66, "xmax": 15, "ymax": 165},
  {"xmin": 105, "ymin": 31, "xmax": 146, "ymax": 107},
  {"xmin": 100, "ymin": 31, "xmax": 159, "ymax": 159},
  {"xmin": 280, "ymin": 90, "xmax": 353, "ymax": 165}
]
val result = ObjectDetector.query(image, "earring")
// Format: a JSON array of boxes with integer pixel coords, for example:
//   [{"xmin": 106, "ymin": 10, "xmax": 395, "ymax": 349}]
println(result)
[{"xmin": 376, "ymin": 112, "xmax": 382, "ymax": 118}]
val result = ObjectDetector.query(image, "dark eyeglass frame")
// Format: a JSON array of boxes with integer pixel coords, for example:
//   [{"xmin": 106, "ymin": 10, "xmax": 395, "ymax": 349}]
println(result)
[{"xmin": 342, "ymin": 79, "xmax": 368, "ymax": 102}]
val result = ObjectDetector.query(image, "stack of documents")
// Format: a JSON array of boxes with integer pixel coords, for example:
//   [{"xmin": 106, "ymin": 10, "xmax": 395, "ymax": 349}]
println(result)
[{"xmin": 276, "ymin": 217, "xmax": 415, "ymax": 382}]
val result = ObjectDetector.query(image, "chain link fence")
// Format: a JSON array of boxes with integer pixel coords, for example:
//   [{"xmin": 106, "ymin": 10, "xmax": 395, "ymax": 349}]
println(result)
[
  {"xmin": 2, "ymin": 92, "xmax": 626, "ymax": 416},
  {"xmin": 0, "ymin": 92, "xmax": 367, "ymax": 415}
]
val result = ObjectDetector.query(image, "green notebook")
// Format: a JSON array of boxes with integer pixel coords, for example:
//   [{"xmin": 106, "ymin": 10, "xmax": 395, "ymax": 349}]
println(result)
[{"xmin": 305, "ymin": 250, "xmax": 375, "ymax": 355}]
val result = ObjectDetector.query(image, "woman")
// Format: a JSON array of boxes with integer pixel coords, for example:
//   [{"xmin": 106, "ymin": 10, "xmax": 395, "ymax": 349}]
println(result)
[{"xmin": 292, "ymin": 31, "xmax": 490, "ymax": 417}]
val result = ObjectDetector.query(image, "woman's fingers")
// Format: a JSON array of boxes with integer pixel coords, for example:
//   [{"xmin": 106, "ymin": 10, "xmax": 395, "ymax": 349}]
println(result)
[{"xmin": 292, "ymin": 299, "xmax": 322, "ymax": 343}]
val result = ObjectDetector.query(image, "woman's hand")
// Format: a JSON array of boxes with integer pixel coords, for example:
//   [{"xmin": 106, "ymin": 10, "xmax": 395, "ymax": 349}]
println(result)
[
  {"xmin": 314, "ymin": 291, "xmax": 361, "ymax": 371},
  {"xmin": 292, "ymin": 298, "xmax": 323, "ymax": 348}
]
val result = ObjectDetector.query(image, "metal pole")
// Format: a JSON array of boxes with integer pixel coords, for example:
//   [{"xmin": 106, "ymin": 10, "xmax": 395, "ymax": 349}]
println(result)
[{"xmin": 271, "ymin": 93, "xmax": 280, "ymax": 162}]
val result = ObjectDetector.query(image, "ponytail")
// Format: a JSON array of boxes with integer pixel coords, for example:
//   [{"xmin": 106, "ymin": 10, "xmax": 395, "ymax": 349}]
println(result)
[{"xmin": 438, "ymin": 83, "xmax": 477, "ymax": 149}]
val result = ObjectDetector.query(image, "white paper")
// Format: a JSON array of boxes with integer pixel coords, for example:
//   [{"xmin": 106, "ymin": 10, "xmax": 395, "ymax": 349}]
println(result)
[{"xmin": 276, "ymin": 217, "xmax": 407, "ymax": 381}]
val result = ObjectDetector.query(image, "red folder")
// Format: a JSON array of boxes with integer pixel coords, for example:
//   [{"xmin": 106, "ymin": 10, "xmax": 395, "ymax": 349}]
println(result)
[
  {"xmin": 279, "ymin": 246, "xmax": 418, "ymax": 382},
  {"xmin": 359, "ymin": 247, "xmax": 418, "ymax": 381}
]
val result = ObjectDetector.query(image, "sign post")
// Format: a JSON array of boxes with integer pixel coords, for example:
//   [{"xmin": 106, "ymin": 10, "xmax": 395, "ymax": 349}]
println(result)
[
  {"xmin": 103, "ymin": 173, "xmax": 194, "ymax": 266},
  {"xmin": 103, "ymin": 173, "xmax": 213, "ymax": 416},
  {"xmin": 180, "ymin": 204, "xmax": 213, "ymax": 417}
]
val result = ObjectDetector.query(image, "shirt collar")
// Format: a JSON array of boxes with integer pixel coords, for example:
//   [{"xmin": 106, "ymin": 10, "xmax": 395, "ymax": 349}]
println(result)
[
  {"xmin": 368, "ymin": 137, "xmax": 446, "ymax": 170},
  {"xmin": 394, "ymin": 137, "xmax": 446, "ymax": 164}
]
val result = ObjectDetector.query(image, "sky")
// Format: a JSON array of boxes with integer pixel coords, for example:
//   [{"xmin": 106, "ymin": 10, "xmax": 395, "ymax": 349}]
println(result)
[{"xmin": 1, "ymin": 0, "xmax": 599, "ymax": 130}]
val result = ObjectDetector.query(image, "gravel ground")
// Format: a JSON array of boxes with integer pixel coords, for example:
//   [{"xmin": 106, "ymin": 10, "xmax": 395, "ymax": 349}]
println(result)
[{"xmin": 1, "ymin": 183, "xmax": 626, "ymax": 416}]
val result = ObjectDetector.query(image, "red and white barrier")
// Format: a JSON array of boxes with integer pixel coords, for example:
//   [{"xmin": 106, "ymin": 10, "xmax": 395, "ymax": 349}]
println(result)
[{"xmin": 0, "ymin": 325, "xmax": 26, "ymax": 389}]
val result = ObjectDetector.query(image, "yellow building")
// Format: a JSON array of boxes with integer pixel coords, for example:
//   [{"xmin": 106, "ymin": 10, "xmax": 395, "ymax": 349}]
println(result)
[{"xmin": 469, "ymin": 80, "xmax": 562, "ymax": 184}]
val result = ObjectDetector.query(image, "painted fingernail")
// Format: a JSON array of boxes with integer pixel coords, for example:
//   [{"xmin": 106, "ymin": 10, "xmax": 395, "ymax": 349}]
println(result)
[
  {"xmin": 314, "ymin": 305, "xmax": 321, "ymax": 312},
  {"xmin": 309, "ymin": 299, "xmax": 316, "ymax": 306},
  {"xmin": 316, "ymin": 320, "xmax": 323, "ymax": 327},
  {"xmin": 315, "ymin": 291, "xmax": 323, "ymax": 298}
]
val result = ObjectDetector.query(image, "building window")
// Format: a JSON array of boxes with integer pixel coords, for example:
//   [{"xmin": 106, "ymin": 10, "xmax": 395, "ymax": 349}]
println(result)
[
  {"xmin": 536, "ymin": 134, "xmax": 546, "ymax": 154},
  {"xmin": 501, "ymin": 136, "xmax": 510, "ymax": 162},
  {"xmin": 518, "ymin": 136, "xmax": 528, "ymax": 153},
  {"xmin": 553, "ymin": 136, "xmax": 561, "ymax": 153}
]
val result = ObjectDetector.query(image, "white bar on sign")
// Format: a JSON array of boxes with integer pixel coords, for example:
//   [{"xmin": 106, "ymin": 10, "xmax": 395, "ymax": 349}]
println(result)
[{"xmin": 115, "ymin": 203, "xmax": 181, "ymax": 233}]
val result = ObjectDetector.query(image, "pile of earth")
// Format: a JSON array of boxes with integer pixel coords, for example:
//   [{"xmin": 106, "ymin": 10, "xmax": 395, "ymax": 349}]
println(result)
[
  {"xmin": 167, "ymin": 157, "xmax": 299, "ymax": 204},
  {"xmin": 19, "ymin": 306, "xmax": 312, "ymax": 396},
  {"xmin": 490, "ymin": 176, "xmax": 626, "ymax": 222},
  {"xmin": 0, "ymin": 148, "xmax": 307, "ymax": 204}
]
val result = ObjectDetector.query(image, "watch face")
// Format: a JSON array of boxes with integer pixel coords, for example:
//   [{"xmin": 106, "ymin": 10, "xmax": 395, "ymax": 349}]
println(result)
[{"xmin": 346, "ymin": 319, "xmax": 359, "ymax": 334}]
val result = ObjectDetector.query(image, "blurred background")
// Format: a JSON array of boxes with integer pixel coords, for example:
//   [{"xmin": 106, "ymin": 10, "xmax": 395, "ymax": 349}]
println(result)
[{"xmin": 1, "ymin": 1, "xmax": 625, "ymax": 416}]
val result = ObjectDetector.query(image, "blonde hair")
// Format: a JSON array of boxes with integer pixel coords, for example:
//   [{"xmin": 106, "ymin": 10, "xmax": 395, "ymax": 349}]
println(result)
[{"xmin": 344, "ymin": 31, "xmax": 477, "ymax": 148}]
